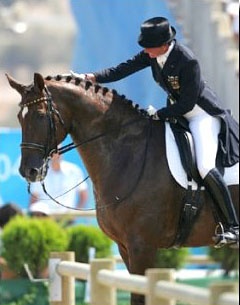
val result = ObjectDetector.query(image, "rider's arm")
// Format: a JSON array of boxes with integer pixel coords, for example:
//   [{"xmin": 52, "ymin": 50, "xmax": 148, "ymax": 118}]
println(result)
[{"xmin": 92, "ymin": 51, "xmax": 150, "ymax": 83}]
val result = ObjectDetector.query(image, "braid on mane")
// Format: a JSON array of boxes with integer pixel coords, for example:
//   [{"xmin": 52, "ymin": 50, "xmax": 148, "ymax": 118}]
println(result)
[
  {"xmin": 102, "ymin": 87, "xmax": 109, "ymax": 96},
  {"xmin": 44, "ymin": 74, "xmax": 149, "ymax": 118},
  {"xmin": 66, "ymin": 76, "xmax": 72, "ymax": 82},
  {"xmin": 85, "ymin": 80, "xmax": 92, "ymax": 90},
  {"xmin": 56, "ymin": 75, "xmax": 62, "ymax": 81},
  {"xmin": 94, "ymin": 84, "xmax": 101, "ymax": 93},
  {"xmin": 75, "ymin": 77, "xmax": 81, "ymax": 85},
  {"xmin": 112, "ymin": 90, "xmax": 149, "ymax": 118}
]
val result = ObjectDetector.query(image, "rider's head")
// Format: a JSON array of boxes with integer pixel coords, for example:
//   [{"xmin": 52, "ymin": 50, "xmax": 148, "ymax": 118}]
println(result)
[{"xmin": 138, "ymin": 17, "xmax": 176, "ymax": 58}]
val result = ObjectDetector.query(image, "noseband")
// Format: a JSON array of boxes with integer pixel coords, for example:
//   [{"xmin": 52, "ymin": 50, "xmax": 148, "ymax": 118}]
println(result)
[{"xmin": 20, "ymin": 86, "xmax": 63, "ymax": 159}]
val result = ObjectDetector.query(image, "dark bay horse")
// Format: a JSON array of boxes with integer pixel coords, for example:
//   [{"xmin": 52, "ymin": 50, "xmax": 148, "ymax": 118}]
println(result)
[{"xmin": 7, "ymin": 73, "xmax": 239, "ymax": 305}]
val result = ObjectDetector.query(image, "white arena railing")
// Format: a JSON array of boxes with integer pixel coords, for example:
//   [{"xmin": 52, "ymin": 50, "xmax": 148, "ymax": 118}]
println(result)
[{"xmin": 48, "ymin": 252, "xmax": 239, "ymax": 305}]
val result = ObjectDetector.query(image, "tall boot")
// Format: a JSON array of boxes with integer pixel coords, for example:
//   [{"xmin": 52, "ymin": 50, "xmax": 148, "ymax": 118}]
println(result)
[{"xmin": 203, "ymin": 168, "xmax": 239, "ymax": 248}]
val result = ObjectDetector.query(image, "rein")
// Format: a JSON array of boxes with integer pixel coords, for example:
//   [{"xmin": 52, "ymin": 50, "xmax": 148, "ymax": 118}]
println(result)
[
  {"xmin": 31, "ymin": 119, "xmax": 153, "ymax": 211},
  {"xmin": 58, "ymin": 116, "xmax": 144, "ymax": 155}
]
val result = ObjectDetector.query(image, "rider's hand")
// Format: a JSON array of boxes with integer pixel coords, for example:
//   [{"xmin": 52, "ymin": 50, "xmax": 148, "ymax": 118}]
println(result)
[
  {"xmin": 70, "ymin": 71, "xmax": 96, "ymax": 83},
  {"xmin": 152, "ymin": 112, "xmax": 160, "ymax": 120},
  {"xmin": 146, "ymin": 105, "xmax": 157, "ymax": 116},
  {"xmin": 152, "ymin": 110, "xmax": 168, "ymax": 121},
  {"xmin": 70, "ymin": 71, "xmax": 85, "ymax": 79},
  {"xmin": 85, "ymin": 73, "xmax": 96, "ymax": 82},
  {"xmin": 156, "ymin": 109, "xmax": 168, "ymax": 121}
]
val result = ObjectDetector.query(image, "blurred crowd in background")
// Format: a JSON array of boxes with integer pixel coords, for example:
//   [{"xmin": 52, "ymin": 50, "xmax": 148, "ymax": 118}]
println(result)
[{"xmin": 221, "ymin": 0, "xmax": 239, "ymax": 46}]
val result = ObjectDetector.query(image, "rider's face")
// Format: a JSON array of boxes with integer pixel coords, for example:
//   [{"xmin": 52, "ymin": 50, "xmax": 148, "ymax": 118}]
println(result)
[{"xmin": 144, "ymin": 44, "xmax": 169, "ymax": 58}]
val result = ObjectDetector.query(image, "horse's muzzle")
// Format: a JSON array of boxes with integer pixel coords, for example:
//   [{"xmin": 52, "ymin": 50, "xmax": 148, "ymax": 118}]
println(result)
[{"xmin": 19, "ymin": 165, "xmax": 47, "ymax": 183}]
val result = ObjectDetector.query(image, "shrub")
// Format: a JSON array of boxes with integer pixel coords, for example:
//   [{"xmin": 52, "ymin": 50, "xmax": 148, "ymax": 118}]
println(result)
[
  {"xmin": 67, "ymin": 225, "xmax": 113, "ymax": 263},
  {"xmin": 0, "ymin": 282, "xmax": 48, "ymax": 305},
  {"xmin": 155, "ymin": 248, "xmax": 189, "ymax": 269},
  {"xmin": 2, "ymin": 216, "xmax": 68, "ymax": 277},
  {"xmin": 208, "ymin": 246, "xmax": 239, "ymax": 277}
]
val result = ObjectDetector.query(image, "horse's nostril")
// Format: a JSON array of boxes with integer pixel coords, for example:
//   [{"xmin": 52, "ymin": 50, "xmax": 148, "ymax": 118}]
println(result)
[{"xmin": 29, "ymin": 168, "xmax": 39, "ymax": 177}]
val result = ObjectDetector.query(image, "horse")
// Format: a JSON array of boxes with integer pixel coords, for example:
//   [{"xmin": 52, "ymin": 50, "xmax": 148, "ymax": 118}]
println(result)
[{"xmin": 6, "ymin": 73, "xmax": 239, "ymax": 305}]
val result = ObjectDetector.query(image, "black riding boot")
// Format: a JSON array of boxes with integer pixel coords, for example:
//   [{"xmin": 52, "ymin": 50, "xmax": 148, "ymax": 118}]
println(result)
[{"xmin": 204, "ymin": 168, "xmax": 239, "ymax": 248}]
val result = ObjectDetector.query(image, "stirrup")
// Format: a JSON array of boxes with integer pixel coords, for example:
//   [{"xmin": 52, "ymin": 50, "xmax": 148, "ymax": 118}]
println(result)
[
  {"xmin": 213, "ymin": 222, "xmax": 239, "ymax": 248},
  {"xmin": 212, "ymin": 223, "xmax": 227, "ymax": 248}
]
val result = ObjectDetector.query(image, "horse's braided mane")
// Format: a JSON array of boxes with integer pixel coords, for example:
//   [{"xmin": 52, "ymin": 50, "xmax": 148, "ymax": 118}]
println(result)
[{"xmin": 45, "ymin": 74, "xmax": 150, "ymax": 118}]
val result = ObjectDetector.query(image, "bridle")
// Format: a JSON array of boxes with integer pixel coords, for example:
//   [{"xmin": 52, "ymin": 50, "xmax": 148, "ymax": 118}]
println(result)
[
  {"xmin": 20, "ymin": 85, "xmax": 113, "ymax": 158},
  {"xmin": 20, "ymin": 86, "xmax": 63, "ymax": 159}
]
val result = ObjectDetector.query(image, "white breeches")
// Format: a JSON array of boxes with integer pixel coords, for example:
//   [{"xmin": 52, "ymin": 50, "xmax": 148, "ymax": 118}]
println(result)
[{"xmin": 184, "ymin": 106, "xmax": 221, "ymax": 179}]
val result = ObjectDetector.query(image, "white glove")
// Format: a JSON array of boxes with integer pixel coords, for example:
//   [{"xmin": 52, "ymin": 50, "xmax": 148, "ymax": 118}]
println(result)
[
  {"xmin": 146, "ymin": 105, "xmax": 157, "ymax": 116},
  {"xmin": 70, "ymin": 70, "xmax": 86, "ymax": 79},
  {"xmin": 146, "ymin": 105, "xmax": 159, "ymax": 120}
]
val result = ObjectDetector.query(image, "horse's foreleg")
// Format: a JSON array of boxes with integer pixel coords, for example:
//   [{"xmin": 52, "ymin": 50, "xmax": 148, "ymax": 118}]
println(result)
[
  {"xmin": 118, "ymin": 242, "xmax": 146, "ymax": 304},
  {"xmin": 128, "ymin": 242, "xmax": 158, "ymax": 305},
  {"xmin": 131, "ymin": 294, "xmax": 145, "ymax": 305}
]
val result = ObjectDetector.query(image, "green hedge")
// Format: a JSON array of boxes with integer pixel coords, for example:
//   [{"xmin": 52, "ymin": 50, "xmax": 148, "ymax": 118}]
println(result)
[
  {"xmin": 67, "ymin": 225, "xmax": 113, "ymax": 263},
  {"xmin": 1, "ymin": 216, "xmax": 68, "ymax": 277},
  {"xmin": 155, "ymin": 248, "xmax": 189, "ymax": 269},
  {"xmin": 208, "ymin": 246, "xmax": 239, "ymax": 276},
  {"xmin": 2, "ymin": 217, "xmax": 114, "ymax": 277}
]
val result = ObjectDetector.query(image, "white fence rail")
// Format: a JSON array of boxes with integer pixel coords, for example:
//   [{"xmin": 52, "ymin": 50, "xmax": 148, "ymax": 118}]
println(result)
[{"xmin": 49, "ymin": 252, "xmax": 239, "ymax": 305}]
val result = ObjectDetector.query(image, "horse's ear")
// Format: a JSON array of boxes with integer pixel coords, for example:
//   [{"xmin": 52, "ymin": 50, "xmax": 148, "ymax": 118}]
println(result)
[
  {"xmin": 5, "ymin": 73, "xmax": 25, "ymax": 95},
  {"xmin": 34, "ymin": 73, "xmax": 45, "ymax": 93}
]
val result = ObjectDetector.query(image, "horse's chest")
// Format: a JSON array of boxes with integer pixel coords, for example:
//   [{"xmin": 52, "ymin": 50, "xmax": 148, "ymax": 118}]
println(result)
[{"xmin": 96, "ymin": 208, "xmax": 123, "ymax": 241}]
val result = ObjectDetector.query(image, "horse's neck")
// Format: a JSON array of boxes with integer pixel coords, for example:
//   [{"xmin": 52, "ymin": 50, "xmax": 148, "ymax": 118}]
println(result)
[
  {"xmin": 50, "ymin": 81, "xmax": 145, "ymax": 181},
  {"xmin": 50, "ymin": 81, "xmax": 109, "ymax": 137}
]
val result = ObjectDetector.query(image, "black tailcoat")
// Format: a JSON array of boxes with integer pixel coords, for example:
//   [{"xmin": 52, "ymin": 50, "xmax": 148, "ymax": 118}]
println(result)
[{"xmin": 94, "ymin": 40, "xmax": 239, "ymax": 166}]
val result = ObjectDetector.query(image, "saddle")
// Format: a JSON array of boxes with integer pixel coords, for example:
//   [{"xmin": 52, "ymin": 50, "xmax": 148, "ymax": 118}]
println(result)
[
  {"xmin": 168, "ymin": 117, "xmax": 204, "ymax": 247},
  {"xmin": 168, "ymin": 116, "xmax": 232, "ymax": 247},
  {"xmin": 167, "ymin": 113, "xmax": 239, "ymax": 247},
  {"xmin": 169, "ymin": 117, "xmax": 202, "ymax": 185}
]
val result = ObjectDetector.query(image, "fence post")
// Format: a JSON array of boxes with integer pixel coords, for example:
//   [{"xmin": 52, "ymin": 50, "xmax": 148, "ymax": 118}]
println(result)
[
  {"xmin": 90, "ymin": 258, "xmax": 116, "ymax": 305},
  {"xmin": 49, "ymin": 252, "xmax": 75, "ymax": 305},
  {"xmin": 210, "ymin": 281, "xmax": 238, "ymax": 305},
  {"xmin": 146, "ymin": 268, "xmax": 175, "ymax": 305}
]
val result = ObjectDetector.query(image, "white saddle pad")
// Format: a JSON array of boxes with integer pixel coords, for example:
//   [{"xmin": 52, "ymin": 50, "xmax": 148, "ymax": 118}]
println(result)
[{"xmin": 165, "ymin": 122, "xmax": 239, "ymax": 190}]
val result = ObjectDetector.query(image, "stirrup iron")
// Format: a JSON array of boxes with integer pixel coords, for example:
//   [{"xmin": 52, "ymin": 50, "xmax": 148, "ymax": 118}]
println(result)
[
  {"xmin": 213, "ymin": 222, "xmax": 227, "ymax": 248},
  {"xmin": 213, "ymin": 222, "xmax": 239, "ymax": 248}
]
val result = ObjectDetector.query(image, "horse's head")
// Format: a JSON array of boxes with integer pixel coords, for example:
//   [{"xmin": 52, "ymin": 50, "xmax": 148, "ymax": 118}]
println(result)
[{"xmin": 6, "ymin": 73, "xmax": 65, "ymax": 182}]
